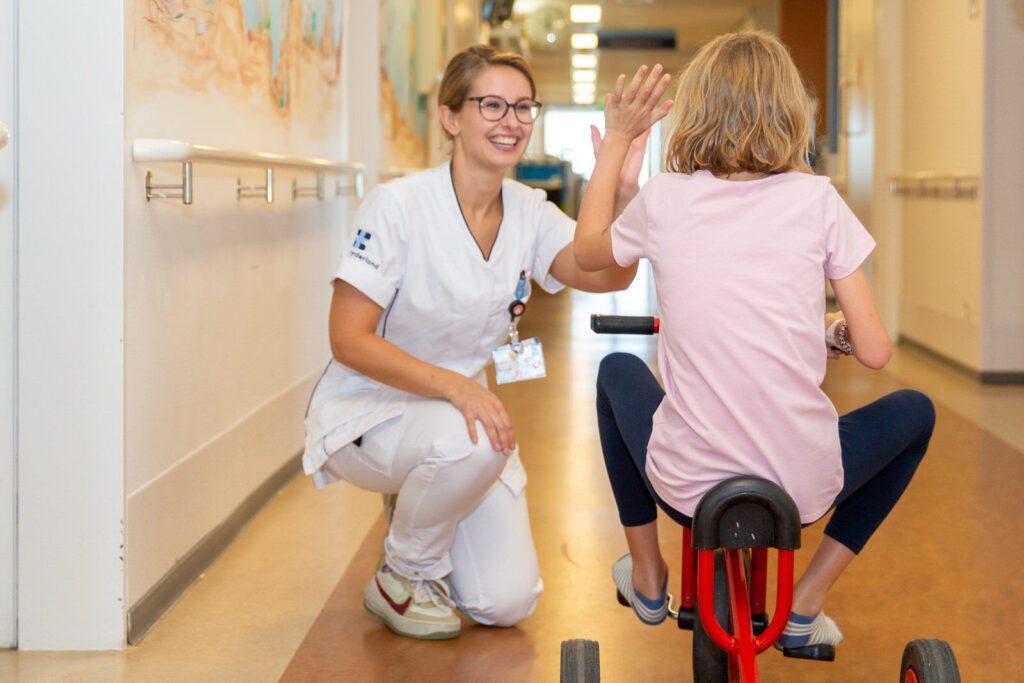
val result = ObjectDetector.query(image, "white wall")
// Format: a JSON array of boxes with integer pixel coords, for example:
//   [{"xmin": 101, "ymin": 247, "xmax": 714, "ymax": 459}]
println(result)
[
  {"xmin": 898, "ymin": 0, "xmax": 984, "ymax": 369},
  {"xmin": 17, "ymin": 3, "xmax": 126, "ymax": 649},
  {"xmin": 981, "ymin": 0, "xmax": 1024, "ymax": 373},
  {"xmin": 350, "ymin": 0, "xmax": 382, "ymax": 186},
  {"xmin": 868, "ymin": 0, "xmax": 904, "ymax": 339},
  {"xmin": 8, "ymin": 0, "xmax": 384, "ymax": 650},
  {"xmin": 123, "ymin": 2, "xmax": 352, "ymax": 606}
]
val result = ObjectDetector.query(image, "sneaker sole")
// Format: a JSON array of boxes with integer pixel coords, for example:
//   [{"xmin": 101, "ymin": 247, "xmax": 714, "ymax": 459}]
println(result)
[{"xmin": 362, "ymin": 578, "xmax": 461, "ymax": 640}]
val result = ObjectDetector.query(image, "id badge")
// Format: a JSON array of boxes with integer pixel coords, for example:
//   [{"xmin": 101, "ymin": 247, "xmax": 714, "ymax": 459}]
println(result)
[{"xmin": 493, "ymin": 337, "xmax": 547, "ymax": 384}]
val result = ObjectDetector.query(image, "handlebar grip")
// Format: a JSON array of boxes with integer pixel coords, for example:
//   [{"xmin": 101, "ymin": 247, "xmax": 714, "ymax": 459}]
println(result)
[{"xmin": 590, "ymin": 314, "xmax": 658, "ymax": 335}]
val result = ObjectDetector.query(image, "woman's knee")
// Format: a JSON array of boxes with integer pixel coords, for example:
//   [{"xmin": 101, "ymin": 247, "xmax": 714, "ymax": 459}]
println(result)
[
  {"xmin": 422, "ymin": 427, "xmax": 508, "ymax": 497},
  {"xmin": 458, "ymin": 576, "xmax": 542, "ymax": 627}
]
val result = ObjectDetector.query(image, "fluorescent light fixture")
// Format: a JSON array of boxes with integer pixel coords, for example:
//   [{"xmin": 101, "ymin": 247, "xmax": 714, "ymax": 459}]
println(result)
[
  {"xmin": 573, "ymin": 82, "xmax": 596, "ymax": 95},
  {"xmin": 570, "ymin": 4, "xmax": 602, "ymax": 23},
  {"xmin": 572, "ymin": 69, "xmax": 597, "ymax": 83},
  {"xmin": 573, "ymin": 93, "xmax": 596, "ymax": 105},
  {"xmin": 572, "ymin": 53, "xmax": 598, "ymax": 69},
  {"xmin": 570, "ymin": 33, "xmax": 598, "ymax": 49}
]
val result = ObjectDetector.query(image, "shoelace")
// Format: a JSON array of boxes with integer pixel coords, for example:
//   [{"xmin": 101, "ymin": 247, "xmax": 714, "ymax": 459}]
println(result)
[{"xmin": 411, "ymin": 578, "xmax": 454, "ymax": 610}]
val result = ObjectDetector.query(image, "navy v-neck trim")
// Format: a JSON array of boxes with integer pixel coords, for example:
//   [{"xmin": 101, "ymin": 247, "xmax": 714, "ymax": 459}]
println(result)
[{"xmin": 448, "ymin": 162, "xmax": 503, "ymax": 262}]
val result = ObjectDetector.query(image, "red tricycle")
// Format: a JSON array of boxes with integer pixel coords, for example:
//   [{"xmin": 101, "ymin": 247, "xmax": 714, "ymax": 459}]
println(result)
[{"xmin": 559, "ymin": 315, "xmax": 960, "ymax": 683}]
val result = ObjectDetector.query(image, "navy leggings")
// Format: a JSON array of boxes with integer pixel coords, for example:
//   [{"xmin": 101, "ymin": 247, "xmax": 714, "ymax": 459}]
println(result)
[{"xmin": 596, "ymin": 352, "xmax": 935, "ymax": 554}]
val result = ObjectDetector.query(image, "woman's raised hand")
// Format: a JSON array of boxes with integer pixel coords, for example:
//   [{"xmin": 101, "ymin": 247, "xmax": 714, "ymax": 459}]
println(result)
[{"xmin": 604, "ymin": 64, "xmax": 673, "ymax": 142}]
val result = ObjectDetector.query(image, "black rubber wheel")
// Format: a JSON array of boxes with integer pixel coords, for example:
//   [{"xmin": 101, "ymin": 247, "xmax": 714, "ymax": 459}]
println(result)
[
  {"xmin": 900, "ymin": 639, "xmax": 961, "ymax": 683},
  {"xmin": 692, "ymin": 550, "xmax": 730, "ymax": 683},
  {"xmin": 560, "ymin": 638, "xmax": 600, "ymax": 683}
]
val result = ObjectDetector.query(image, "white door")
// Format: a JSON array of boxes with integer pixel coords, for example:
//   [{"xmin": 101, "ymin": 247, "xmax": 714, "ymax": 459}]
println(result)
[{"xmin": 0, "ymin": 0, "xmax": 16, "ymax": 649}]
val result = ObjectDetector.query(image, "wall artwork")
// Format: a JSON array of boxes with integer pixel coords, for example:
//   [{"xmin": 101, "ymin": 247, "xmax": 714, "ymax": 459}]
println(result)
[
  {"xmin": 379, "ymin": 0, "xmax": 428, "ymax": 170},
  {"xmin": 129, "ymin": 0, "xmax": 345, "ymax": 148}
]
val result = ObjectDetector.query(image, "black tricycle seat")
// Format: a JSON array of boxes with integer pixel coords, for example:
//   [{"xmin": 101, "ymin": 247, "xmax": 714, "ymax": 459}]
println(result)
[{"xmin": 691, "ymin": 476, "xmax": 802, "ymax": 551}]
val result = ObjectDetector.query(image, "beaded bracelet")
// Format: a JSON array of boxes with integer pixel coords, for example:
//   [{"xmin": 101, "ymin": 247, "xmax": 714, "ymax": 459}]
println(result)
[
  {"xmin": 826, "ymin": 319, "xmax": 853, "ymax": 355},
  {"xmin": 836, "ymin": 322, "xmax": 853, "ymax": 355}
]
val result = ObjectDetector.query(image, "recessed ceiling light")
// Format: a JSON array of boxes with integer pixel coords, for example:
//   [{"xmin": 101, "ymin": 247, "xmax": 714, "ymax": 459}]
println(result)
[
  {"xmin": 570, "ymin": 33, "xmax": 598, "ymax": 49},
  {"xmin": 573, "ymin": 93, "xmax": 596, "ymax": 105},
  {"xmin": 570, "ymin": 4, "xmax": 602, "ymax": 23},
  {"xmin": 572, "ymin": 69, "xmax": 597, "ymax": 83},
  {"xmin": 572, "ymin": 53, "xmax": 598, "ymax": 69},
  {"xmin": 573, "ymin": 82, "xmax": 596, "ymax": 95}
]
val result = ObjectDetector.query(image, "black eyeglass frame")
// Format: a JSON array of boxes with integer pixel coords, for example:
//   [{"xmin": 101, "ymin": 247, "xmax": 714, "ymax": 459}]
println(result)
[{"xmin": 466, "ymin": 95, "xmax": 544, "ymax": 124}]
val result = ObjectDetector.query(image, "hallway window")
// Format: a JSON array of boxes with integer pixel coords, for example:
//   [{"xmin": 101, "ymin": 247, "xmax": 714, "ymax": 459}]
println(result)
[{"xmin": 543, "ymin": 108, "xmax": 662, "ymax": 183}]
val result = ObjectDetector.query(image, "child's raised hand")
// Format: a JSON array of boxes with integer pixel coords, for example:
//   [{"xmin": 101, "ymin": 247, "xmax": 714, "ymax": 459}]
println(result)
[
  {"xmin": 591, "ymin": 124, "xmax": 650, "ymax": 191},
  {"xmin": 604, "ymin": 64, "xmax": 673, "ymax": 142}
]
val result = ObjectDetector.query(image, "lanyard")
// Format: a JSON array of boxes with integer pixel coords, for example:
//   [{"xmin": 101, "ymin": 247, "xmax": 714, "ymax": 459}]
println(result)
[{"xmin": 508, "ymin": 270, "xmax": 529, "ymax": 345}]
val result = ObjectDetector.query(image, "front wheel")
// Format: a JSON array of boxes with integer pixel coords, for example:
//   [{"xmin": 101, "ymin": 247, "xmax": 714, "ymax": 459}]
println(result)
[
  {"xmin": 900, "ymin": 639, "xmax": 961, "ymax": 683},
  {"xmin": 560, "ymin": 638, "xmax": 600, "ymax": 683}
]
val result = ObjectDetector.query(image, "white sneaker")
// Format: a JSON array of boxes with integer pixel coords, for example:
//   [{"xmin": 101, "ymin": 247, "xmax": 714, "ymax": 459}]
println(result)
[{"xmin": 363, "ymin": 561, "xmax": 461, "ymax": 640}]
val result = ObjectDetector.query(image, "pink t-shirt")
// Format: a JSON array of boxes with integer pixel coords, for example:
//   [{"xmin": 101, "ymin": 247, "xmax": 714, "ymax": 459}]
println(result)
[{"xmin": 611, "ymin": 170, "xmax": 875, "ymax": 523}]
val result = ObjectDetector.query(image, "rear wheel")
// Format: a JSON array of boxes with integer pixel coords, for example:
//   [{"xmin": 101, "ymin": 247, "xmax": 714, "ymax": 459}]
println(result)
[
  {"xmin": 692, "ymin": 550, "xmax": 731, "ymax": 682},
  {"xmin": 560, "ymin": 638, "xmax": 600, "ymax": 683},
  {"xmin": 900, "ymin": 639, "xmax": 961, "ymax": 683}
]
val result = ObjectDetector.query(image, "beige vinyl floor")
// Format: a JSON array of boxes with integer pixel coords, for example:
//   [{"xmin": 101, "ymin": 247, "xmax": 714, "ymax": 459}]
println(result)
[{"xmin": 3, "ymin": 280, "xmax": 1023, "ymax": 682}]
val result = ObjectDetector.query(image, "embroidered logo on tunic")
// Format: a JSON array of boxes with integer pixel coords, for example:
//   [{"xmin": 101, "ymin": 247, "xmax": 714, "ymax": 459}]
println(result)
[
  {"xmin": 348, "ymin": 229, "xmax": 380, "ymax": 269},
  {"xmin": 353, "ymin": 230, "xmax": 372, "ymax": 250}
]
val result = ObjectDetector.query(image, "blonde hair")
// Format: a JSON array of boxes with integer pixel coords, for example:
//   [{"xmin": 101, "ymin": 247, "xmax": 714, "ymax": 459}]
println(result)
[
  {"xmin": 664, "ymin": 31, "xmax": 813, "ymax": 176},
  {"xmin": 437, "ymin": 45, "xmax": 536, "ymax": 141}
]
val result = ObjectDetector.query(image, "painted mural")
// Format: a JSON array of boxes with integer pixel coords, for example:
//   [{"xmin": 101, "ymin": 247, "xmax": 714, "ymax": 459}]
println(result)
[
  {"xmin": 130, "ymin": 0, "xmax": 344, "ymax": 142},
  {"xmin": 379, "ymin": 0, "xmax": 428, "ymax": 169}
]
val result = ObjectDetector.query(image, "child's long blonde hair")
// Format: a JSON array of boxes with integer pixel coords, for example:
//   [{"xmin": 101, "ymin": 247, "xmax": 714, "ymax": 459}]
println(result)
[{"xmin": 664, "ymin": 31, "xmax": 813, "ymax": 176}]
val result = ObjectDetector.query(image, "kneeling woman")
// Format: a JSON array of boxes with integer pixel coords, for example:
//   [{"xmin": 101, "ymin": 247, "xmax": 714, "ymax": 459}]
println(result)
[{"xmin": 303, "ymin": 45, "xmax": 641, "ymax": 639}]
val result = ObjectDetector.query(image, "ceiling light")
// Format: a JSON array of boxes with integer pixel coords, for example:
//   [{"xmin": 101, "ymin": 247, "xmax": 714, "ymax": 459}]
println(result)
[
  {"xmin": 570, "ymin": 4, "xmax": 602, "ymax": 23},
  {"xmin": 572, "ymin": 53, "xmax": 598, "ymax": 69},
  {"xmin": 570, "ymin": 33, "xmax": 598, "ymax": 49},
  {"xmin": 573, "ymin": 93, "xmax": 596, "ymax": 105},
  {"xmin": 573, "ymin": 82, "xmax": 596, "ymax": 95},
  {"xmin": 572, "ymin": 69, "xmax": 597, "ymax": 83}
]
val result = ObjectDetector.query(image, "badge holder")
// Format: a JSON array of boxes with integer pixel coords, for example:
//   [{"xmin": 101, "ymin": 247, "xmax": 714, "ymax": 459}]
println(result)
[{"xmin": 493, "ymin": 295, "xmax": 547, "ymax": 385}]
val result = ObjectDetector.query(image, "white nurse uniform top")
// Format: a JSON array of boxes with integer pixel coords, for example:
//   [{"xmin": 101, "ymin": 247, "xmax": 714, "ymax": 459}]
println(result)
[{"xmin": 303, "ymin": 161, "xmax": 575, "ymax": 489}]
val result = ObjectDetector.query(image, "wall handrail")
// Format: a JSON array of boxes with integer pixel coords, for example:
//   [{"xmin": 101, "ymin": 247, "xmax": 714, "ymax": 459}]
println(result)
[
  {"xmin": 132, "ymin": 138, "xmax": 365, "ymax": 205},
  {"xmin": 888, "ymin": 172, "xmax": 979, "ymax": 199}
]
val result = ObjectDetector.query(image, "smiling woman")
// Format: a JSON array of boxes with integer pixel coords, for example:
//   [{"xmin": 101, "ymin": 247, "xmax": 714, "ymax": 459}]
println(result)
[{"xmin": 301, "ymin": 43, "xmax": 648, "ymax": 643}]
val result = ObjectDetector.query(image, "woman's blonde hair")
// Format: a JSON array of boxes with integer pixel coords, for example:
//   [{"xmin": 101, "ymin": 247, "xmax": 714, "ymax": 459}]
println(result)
[
  {"xmin": 664, "ymin": 31, "xmax": 813, "ymax": 176},
  {"xmin": 437, "ymin": 45, "xmax": 536, "ymax": 141}
]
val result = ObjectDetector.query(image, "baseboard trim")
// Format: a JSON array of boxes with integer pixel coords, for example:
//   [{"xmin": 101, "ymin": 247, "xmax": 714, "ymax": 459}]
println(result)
[
  {"xmin": 126, "ymin": 453, "xmax": 302, "ymax": 645},
  {"xmin": 978, "ymin": 370, "xmax": 1024, "ymax": 384},
  {"xmin": 899, "ymin": 337, "xmax": 1024, "ymax": 384}
]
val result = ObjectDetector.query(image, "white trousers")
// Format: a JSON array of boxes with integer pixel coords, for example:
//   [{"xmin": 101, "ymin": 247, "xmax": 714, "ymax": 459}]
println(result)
[{"xmin": 321, "ymin": 394, "xmax": 543, "ymax": 627}]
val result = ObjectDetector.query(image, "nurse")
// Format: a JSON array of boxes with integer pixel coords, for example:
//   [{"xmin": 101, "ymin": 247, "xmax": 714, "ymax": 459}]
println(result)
[{"xmin": 303, "ymin": 45, "xmax": 645, "ymax": 640}]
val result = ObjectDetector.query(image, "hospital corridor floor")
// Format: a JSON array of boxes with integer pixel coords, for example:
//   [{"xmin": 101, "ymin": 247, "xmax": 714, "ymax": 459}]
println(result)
[{"xmin": 3, "ymin": 284, "xmax": 1023, "ymax": 681}]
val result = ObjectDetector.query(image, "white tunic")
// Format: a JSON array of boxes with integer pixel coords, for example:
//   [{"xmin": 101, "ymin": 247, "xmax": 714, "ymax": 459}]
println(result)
[{"xmin": 303, "ymin": 161, "xmax": 575, "ymax": 488}]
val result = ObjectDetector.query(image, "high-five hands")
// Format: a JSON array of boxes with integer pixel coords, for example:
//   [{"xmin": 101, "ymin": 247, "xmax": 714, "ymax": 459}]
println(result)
[{"xmin": 603, "ymin": 64, "xmax": 674, "ymax": 143}]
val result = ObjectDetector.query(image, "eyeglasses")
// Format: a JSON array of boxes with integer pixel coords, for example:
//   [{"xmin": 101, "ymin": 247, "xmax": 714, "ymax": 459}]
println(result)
[{"xmin": 466, "ymin": 95, "xmax": 543, "ymax": 124}]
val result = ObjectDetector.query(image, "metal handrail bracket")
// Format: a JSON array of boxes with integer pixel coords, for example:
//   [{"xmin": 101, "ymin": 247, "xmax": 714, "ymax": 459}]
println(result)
[{"xmin": 134, "ymin": 138, "xmax": 365, "ymax": 205}]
